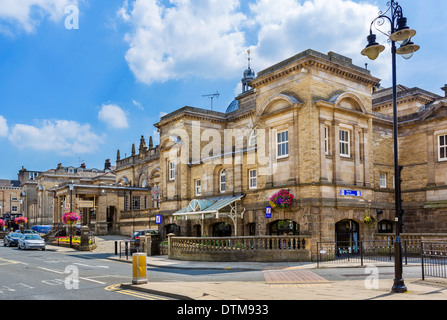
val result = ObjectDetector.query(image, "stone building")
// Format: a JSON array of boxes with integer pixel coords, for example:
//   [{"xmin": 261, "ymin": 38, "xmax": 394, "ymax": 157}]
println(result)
[
  {"xmin": 134, "ymin": 48, "xmax": 447, "ymax": 249},
  {"xmin": 114, "ymin": 135, "xmax": 161, "ymax": 235},
  {"xmin": 0, "ymin": 179, "xmax": 22, "ymax": 228},
  {"xmin": 372, "ymin": 84, "xmax": 447, "ymax": 233},
  {"xmin": 18, "ymin": 160, "xmax": 151, "ymax": 235}
]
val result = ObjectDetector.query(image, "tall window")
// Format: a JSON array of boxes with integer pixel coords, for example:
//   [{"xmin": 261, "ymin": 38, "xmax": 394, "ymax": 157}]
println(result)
[
  {"xmin": 324, "ymin": 126, "xmax": 329, "ymax": 155},
  {"xmin": 380, "ymin": 173, "xmax": 387, "ymax": 189},
  {"xmin": 249, "ymin": 169, "xmax": 257, "ymax": 189},
  {"xmin": 220, "ymin": 170, "xmax": 226, "ymax": 193},
  {"xmin": 195, "ymin": 180, "xmax": 202, "ymax": 196},
  {"xmin": 132, "ymin": 196, "xmax": 141, "ymax": 210},
  {"xmin": 277, "ymin": 130, "xmax": 289, "ymax": 158},
  {"xmin": 169, "ymin": 162, "xmax": 175, "ymax": 181},
  {"xmin": 439, "ymin": 134, "xmax": 447, "ymax": 161},
  {"xmin": 249, "ymin": 128, "xmax": 257, "ymax": 147},
  {"xmin": 124, "ymin": 195, "xmax": 129, "ymax": 211},
  {"xmin": 339, "ymin": 129, "xmax": 350, "ymax": 157}
]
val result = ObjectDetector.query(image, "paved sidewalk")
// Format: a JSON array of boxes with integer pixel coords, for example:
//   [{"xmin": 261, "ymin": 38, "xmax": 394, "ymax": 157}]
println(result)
[{"xmin": 47, "ymin": 236, "xmax": 447, "ymax": 300}]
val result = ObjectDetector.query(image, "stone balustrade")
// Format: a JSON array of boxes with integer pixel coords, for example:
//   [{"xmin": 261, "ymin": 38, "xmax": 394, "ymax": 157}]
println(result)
[{"xmin": 167, "ymin": 234, "xmax": 312, "ymax": 262}]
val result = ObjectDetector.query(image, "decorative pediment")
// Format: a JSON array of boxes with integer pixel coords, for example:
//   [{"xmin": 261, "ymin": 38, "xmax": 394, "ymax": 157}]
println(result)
[
  {"xmin": 331, "ymin": 92, "xmax": 367, "ymax": 114},
  {"xmin": 256, "ymin": 93, "xmax": 302, "ymax": 118}
]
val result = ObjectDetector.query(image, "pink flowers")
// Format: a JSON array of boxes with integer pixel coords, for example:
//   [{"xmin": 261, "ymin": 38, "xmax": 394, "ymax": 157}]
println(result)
[
  {"xmin": 269, "ymin": 189, "xmax": 294, "ymax": 209},
  {"xmin": 62, "ymin": 212, "xmax": 81, "ymax": 225},
  {"xmin": 14, "ymin": 217, "xmax": 27, "ymax": 225},
  {"xmin": 0, "ymin": 219, "xmax": 5, "ymax": 227}
]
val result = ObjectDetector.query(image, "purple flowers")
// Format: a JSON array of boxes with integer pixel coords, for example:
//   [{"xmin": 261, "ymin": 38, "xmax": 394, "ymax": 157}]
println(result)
[
  {"xmin": 269, "ymin": 189, "xmax": 294, "ymax": 209},
  {"xmin": 62, "ymin": 212, "xmax": 81, "ymax": 225},
  {"xmin": 14, "ymin": 217, "xmax": 27, "ymax": 225}
]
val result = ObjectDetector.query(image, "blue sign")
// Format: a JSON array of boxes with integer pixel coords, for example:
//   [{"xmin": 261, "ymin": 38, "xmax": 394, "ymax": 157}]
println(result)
[
  {"xmin": 265, "ymin": 206, "xmax": 272, "ymax": 219},
  {"xmin": 155, "ymin": 215, "xmax": 162, "ymax": 224},
  {"xmin": 340, "ymin": 190, "xmax": 361, "ymax": 197}
]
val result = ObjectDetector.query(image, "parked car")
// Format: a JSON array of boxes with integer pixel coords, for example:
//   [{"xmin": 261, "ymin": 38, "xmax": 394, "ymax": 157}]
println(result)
[
  {"xmin": 23, "ymin": 229, "xmax": 38, "ymax": 234},
  {"xmin": 132, "ymin": 229, "xmax": 159, "ymax": 245},
  {"xmin": 3, "ymin": 232, "xmax": 23, "ymax": 247},
  {"xmin": 18, "ymin": 234, "xmax": 46, "ymax": 251}
]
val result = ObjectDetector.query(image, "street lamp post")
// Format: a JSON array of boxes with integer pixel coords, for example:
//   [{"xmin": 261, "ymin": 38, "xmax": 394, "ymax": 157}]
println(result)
[{"xmin": 361, "ymin": 0, "xmax": 420, "ymax": 294}]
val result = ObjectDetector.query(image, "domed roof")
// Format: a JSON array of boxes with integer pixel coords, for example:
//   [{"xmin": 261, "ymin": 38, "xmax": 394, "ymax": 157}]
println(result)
[
  {"xmin": 226, "ymin": 99, "xmax": 239, "ymax": 113},
  {"xmin": 243, "ymin": 68, "xmax": 255, "ymax": 79}
]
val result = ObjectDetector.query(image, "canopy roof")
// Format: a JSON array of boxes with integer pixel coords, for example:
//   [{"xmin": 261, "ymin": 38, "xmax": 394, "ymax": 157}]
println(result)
[{"xmin": 172, "ymin": 195, "xmax": 244, "ymax": 216}]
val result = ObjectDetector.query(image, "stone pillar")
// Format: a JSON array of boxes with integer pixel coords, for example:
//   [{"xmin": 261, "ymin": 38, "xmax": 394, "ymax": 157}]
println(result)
[{"xmin": 79, "ymin": 226, "xmax": 90, "ymax": 251}]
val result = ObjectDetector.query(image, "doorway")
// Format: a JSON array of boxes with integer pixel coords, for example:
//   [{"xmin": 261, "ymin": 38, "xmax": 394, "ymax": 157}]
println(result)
[
  {"xmin": 107, "ymin": 206, "xmax": 115, "ymax": 232},
  {"xmin": 335, "ymin": 219, "xmax": 360, "ymax": 255},
  {"xmin": 212, "ymin": 222, "xmax": 232, "ymax": 237}
]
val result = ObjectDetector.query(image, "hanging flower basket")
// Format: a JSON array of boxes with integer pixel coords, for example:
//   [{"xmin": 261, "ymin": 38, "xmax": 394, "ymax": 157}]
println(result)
[
  {"xmin": 269, "ymin": 189, "xmax": 294, "ymax": 210},
  {"xmin": 62, "ymin": 212, "xmax": 81, "ymax": 225},
  {"xmin": 364, "ymin": 213, "xmax": 377, "ymax": 227},
  {"xmin": 0, "ymin": 219, "xmax": 5, "ymax": 228},
  {"xmin": 14, "ymin": 217, "xmax": 27, "ymax": 225}
]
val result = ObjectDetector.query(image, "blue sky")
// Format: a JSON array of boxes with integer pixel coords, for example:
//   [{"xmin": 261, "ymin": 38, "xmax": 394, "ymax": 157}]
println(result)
[{"xmin": 0, "ymin": 0, "xmax": 446, "ymax": 180}]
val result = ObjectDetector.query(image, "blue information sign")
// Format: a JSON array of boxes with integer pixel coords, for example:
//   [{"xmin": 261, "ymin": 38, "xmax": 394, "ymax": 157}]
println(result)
[
  {"xmin": 155, "ymin": 215, "xmax": 162, "ymax": 224},
  {"xmin": 340, "ymin": 190, "xmax": 361, "ymax": 197},
  {"xmin": 265, "ymin": 206, "xmax": 272, "ymax": 219}
]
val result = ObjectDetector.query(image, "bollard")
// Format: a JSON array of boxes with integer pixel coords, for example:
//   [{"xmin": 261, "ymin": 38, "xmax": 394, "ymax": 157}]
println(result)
[{"xmin": 132, "ymin": 253, "xmax": 148, "ymax": 285}]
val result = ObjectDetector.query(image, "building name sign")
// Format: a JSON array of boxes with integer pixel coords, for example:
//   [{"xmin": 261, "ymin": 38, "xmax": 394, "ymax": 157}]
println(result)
[
  {"xmin": 78, "ymin": 200, "xmax": 94, "ymax": 208},
  {"xmin": 340, "ymin": 190, "xmax": 361, "ymax": 197}
]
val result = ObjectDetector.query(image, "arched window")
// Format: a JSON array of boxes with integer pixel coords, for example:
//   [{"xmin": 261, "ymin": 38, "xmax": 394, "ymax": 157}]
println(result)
[
  {"xmin": 249, "ymin": 128, "xmax": 257, "ymax": 147},
  {"xmin": 378, "ymin": 220, "xmax": 394, "ymax": 233},
  {"xmin": 212, "ymin": 222, "xmax": 232, "ymax": 237},
  {"xmin": 220, "ymin": 169, "xmax": 226, "ymax": 193},
  {"xmin": 269, "ymin": 220, "xmax": 300, "ymax": 235}
]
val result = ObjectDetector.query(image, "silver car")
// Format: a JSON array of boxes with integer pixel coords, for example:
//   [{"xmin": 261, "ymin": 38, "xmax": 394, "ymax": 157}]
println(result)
[{"xmin": 18, "ymin": 234, "xmax": 46, "ymax": 251}]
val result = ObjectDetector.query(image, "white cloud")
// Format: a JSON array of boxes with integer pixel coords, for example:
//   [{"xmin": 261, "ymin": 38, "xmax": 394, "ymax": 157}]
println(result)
[
  {"xmin": 8, "ymin": 119, "xmax": 103, "ymax": 155},
  {"xmin": 0, "ymin": 116, "xmax": 8, "ymax": 137},
  {"xmin": 132, "ymin": 99, "xmax": 144, "ymax": 111},
  {"xmin": 98, "ymin": 104, "xmax": 129, "ymax": 129},
  {"xmin": 119, "ymin": 0, "xmax": 391, "ymax": 85},
  {"xmin": 0, "ymin": 0, "xmax": 77, "ymax": 33},
  {"xmin": 119, "ymin": 0, "xmax": 248, "ymax": 84},
  {"xmin": 248, "ymin": 0, "xmax": 385, "ymax": 74}
]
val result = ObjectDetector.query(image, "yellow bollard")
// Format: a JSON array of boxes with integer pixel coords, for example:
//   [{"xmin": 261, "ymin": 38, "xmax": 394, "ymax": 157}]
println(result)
[{"xmin": 132, "ymin": 253, "xmax": 148, "ymax": 284}]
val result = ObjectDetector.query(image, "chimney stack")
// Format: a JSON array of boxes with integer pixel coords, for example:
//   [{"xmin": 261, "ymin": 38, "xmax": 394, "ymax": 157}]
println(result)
[{"xmin": 104, "ymin": 159, "xmax": 111, "ymax": 171}]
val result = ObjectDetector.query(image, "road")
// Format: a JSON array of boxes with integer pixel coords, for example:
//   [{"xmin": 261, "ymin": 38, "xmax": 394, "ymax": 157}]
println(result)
[
  {"xmin": 0, "ymin": 239, "xmax": 172, "ymax": 300},
  {"xmin": 0, "ymin": 238, "xmax": 425, "ymax": 300}
]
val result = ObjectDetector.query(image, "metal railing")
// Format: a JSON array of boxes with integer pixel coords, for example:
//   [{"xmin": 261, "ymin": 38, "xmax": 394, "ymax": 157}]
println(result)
[
  {"xmin": 317, "ymin": 240, "xmax": 422, "ymax": 267},
  {"xmin": 116, "ymin": 240, "xmax": 145, "ymax": 260},
  {"xmin": 421, "ymin": 242, "xmax": 447, "ymax": 280}
]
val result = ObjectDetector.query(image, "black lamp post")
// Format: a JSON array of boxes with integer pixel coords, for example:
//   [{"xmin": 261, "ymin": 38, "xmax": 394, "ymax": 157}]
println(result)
[{"xmin": 361, "ymin": 0, "xmax": 420, "ymax": 294}]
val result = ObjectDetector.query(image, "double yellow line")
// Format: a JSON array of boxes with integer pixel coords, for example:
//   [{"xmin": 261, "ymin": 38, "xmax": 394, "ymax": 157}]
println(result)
[{"xmin": 105, "ymin": 284, "xmax": 170, "ymax": 300}]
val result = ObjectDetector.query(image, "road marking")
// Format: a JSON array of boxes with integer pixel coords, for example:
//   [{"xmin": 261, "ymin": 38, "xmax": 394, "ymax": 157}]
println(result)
[
  {"xmin": 105, "ymin": 284, "xmax": 170, "ymax": 300},
  {"xmin": 37, "ymin": 267, "xmax": 107, "ymax": 284},
  {"xmin": 73, "ymin": 262, "xmax": 109, "ymax": 269},
  {"xmin": 0, "ymin": 258, "xmax": 27, "ymax": 266}
]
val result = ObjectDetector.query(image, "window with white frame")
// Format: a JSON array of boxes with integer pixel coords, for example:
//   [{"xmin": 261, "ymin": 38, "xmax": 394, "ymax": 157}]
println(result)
[
  {"xmin": 220, "ymin": 170, "xmax": 226, "ymax": 193},
  {"xmin": 380, "ymin": 173, "xmax": 387, "ymax": 189},
  {"xmin": 169, "ymin": 162, "xmax": 175, "ymax": 181},
  {"xmin": 249, "ymin": 128, "xmax": 257, "ymax": 147},
  {"xmin": 195, "ymin": 180, "xmax": 201, "ymax": 196},
  {"xmin": 277, "ymin": 130, "xmax": 289, "ymax": 158},
  {"xmin": 339, "ymin": 129, "xmax": 350, "ymax": 157},
  {"xmin": 12, "ymin": 206, "xmax": 18, "ymax": 213},
  {"xmin": 439, "ymin": 134, "xmax": 447, "ymax": 161},
  {"xmin": 249, "ymin": 169, "xmax": 257, "ymax": 189}
]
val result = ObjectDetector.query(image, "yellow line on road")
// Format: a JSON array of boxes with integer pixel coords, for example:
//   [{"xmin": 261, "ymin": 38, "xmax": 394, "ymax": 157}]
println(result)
[
  {"xmin": 0, "ymin": 258, "xmax": 20, "ymax": 266},
  {"xmin": 105, "ymin": 284, "xmax": 170, "ymax": 300}
]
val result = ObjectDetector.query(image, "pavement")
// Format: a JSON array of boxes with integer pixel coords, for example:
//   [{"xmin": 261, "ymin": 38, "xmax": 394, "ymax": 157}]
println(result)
[{"xmin": 48, "ymin": 235, "xmax": 447, "ymax": 300}]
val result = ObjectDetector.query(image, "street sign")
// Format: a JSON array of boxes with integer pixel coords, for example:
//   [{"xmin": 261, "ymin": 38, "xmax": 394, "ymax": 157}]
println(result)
[
  {"xmin": 155, "ymin": 215, "xmax": 162, "ymax": 225},
  {"xmin": 340, "ymin": 190, "xmax": 361, "ymax": 197},
  {"xmin": 265, "ymin": 206, "xmax": 272, "ymax": 219}
]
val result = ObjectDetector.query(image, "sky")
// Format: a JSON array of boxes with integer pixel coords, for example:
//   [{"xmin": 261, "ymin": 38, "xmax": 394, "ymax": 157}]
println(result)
[{"xmin": 0, "ymin": 0, "xmax": 446, "ymax": 180}]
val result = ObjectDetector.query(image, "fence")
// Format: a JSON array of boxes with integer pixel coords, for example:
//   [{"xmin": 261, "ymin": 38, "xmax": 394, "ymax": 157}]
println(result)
[
  {"xmin": 168, "ymin": 235, "xmax": 312, "ymax": 262},
  {"xmin": 317, "ymin": 240, "xmax": 422, "ymax": 267},
  {"xmin": 421, "ymin": 242, "xmax": 447, "ymax": 280},
  {"xmin": 117, "ymin": 240, "xmax": 145, "ymax": 260}
]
